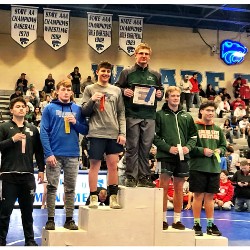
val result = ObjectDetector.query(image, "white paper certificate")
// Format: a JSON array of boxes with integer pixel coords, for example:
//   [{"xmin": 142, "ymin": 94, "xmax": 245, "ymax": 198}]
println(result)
[{"xmin": 133, "ymin": 86, "xmax": 156, "ymax": 106}]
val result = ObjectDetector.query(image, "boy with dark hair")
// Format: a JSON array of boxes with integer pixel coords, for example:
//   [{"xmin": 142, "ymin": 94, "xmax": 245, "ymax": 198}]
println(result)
[
  {"xmin": 189, "ymin": 101, "xmax": 227, "ymax": 236},
  {"xmin": 82, "ymin": 61, "xmax": 126, "ymax": 209},
  {"xmin": 40, "ymin": 80, "xmax": 88, "ymax": 230},
  {"xmin": 0, "ymin": 97, "xmax": 45, "ymax": 246}
]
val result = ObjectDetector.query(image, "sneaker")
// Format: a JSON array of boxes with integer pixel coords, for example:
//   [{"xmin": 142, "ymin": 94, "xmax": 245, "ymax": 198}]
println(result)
[
  {"xmin": 163, "ymin": 221, "xmax": 169, "ymax": 230},
  {"xmin": 0, "ymin": 239, "xmax": 6, "ymax": 246},
  {"xmin": 137, "ymin": 177, "xmax": 155, "ymax": 188},
  {"xmin": 172, "ymin": 221, "xmax": 185, "ymax": 230},
  {"xmin": 88, "ymin": 195, "xmax": 98, "ymax": 209},
  {"xmin": 207, "ymin": 223, "xmax": 222, "ymax": 236},
  {"xmin": 45, "ymin": 220, "xmax": 55, "ymax": 230},
  {"xmin": 25, "ymin": 240, "xmax": 38, "ymax": 246},
  {"xmin": 41, "ymin": 205, "xmax": 46, "ymax": 209},
  {"xmin": 125, "ymin": 177, "xmax": 137, "ymax": 188},
  {"xmin": 109, "ymin": 194, "xmax": 121, "ymax": 209},
  {"xmin": 64, "ymin": 220, "xmax": 78, "ymax": 230},
  {"xmin": 193, "ymin": 223, "xmax": 203, "ymax": 236}
]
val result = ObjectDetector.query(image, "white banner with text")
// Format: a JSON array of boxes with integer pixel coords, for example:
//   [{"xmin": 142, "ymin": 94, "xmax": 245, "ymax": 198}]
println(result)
[
  {"xmin": 119, "ymin": 15, "xmax": 143, "ymax": 56},
  {"xmin": 11, "ymin": 5, "xmax": 38, "ymax": 48}
]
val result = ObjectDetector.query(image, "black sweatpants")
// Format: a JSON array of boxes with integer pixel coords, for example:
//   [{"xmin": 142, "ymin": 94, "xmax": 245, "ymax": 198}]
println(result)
[{"xmin": 0, "ymin": 177, "xmax": 36, "ymax": 245}]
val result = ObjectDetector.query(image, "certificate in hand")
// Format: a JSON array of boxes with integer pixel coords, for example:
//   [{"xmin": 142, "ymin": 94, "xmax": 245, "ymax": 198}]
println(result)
[{"xmin": 133, "ymin": 86, "xmax": 156, "ymax": 106}]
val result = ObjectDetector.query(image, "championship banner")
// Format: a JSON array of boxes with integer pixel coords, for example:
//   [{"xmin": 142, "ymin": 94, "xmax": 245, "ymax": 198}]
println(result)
[
  {"xmin": 11, "ymin": 5, "xmax": 38, "ymax": 48},
  {"xmin": 43, "ymin": 8, "xmax": 70, "ymax": 50},
  {"xmin": 87, "ymin": 12, "xmax": 112, "ymax": 54},
  {"xmin": 119, "ymin": 15, "xmax": 143, "ymax": 56}
]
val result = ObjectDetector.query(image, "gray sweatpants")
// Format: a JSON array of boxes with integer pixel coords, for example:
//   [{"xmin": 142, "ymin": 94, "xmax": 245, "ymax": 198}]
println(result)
[
  {"xmin": 125, "ymin": 118, "xmax": 155, "ymax": 180},
  {"xmin": 46, "ymin": 156, "xmax": 79, "ymax": 218}
]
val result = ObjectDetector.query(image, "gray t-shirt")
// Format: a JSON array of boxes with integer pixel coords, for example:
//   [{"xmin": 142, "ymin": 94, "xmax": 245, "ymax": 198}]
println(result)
[{"xmin": 82, "ymin": 83, "xmax": 126, "ymax": 139}]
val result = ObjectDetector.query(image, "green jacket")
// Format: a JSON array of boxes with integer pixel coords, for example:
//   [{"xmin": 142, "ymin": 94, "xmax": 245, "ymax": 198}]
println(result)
[
  {"xmin": 153, "ymin": 103, "xmax": 197, "ymax": 161},
  {"xmin": 116, "ymin": 63, "xmax": 163, "ymax": 119},
  {"xmin": 189, "ymin": 120, "xmax": 227, "ymax": 173}
]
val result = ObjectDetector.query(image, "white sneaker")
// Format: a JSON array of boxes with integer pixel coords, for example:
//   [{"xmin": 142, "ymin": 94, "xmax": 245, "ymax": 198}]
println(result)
[
  {"xmin": 41, "ymin": 205, "xmax": 45, "ymax": 209},
  {"xmin": 109, "ymin": 195, "xmax": 121, "ymax": 209},
  {"xmin": 88, "ymin": 195, "xmax": 98, "ymax": 209}
]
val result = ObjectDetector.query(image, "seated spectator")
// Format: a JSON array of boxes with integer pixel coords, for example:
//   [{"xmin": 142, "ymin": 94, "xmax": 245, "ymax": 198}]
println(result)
[
  {"xmin": 39, "ymin": 94, "xmax": 51, "ymax": 113},
  {"xmin": 239, "ymin": 82, "xmax": 250, "ymax": 106},
  {"xmin": 231, "ymin": 96, "xmax": 246, "ymax": 111},
  {"xmin": 198, "ymin": 84, "xmax": 207, "ymax": 103},
  {"xmin": 206, "ymin": 84, "xmax": 217, "ymax": 100},
  {"xmin": 81, "ymin": 76, "xmax": 94, "ymax": 93},
  {"xmin": 220, "ymin": 119, "xmax": 234, "ymax": 144},
  {"xmin": 16, "ymin": 72, "xmax": 28, "ymax": 94},
  {"xmin": 239, "ymin": 116, "xmax": 250, "ymax": 139},
  {"xmin": 234, "ymin": 104, "xmax": 246, "ymax": 121},
  {"xmin": 230, "ymin": 116, "xmax": 241, "ymax": 139},
  {"xmin": 226, "ymin": 145, "xmax": 240, "ymax": 175},
  {"xmin": 85, "ymin": 187, "xmax": 109, "ymax": 206},
  {"xmin": 214, "ymin": 170, "xmax": 234, "ymax": 210},
  {"xmin": 231, "ymin": 160, "xmax": 250, "ymax": 212},
  {"xmin": 33, "ymin": 107, "xmax": 42, "ymax": 127},
  {"xmin": 43, "ymin": 73, "xmax": 55, "ymax": 93},
  {"xmin": 233, "ymin": 76, "xmax": 246, "ymax": 98},
  {"xmin": 221, "ymin": 88, "xmax": 231, "ymax": 102},
  {"xmin": 24, "ymin": 96, "xmax": 34, "ymax": 112},
  {"xmin": 183, "ymin": 177, "xmax": 192, "ymax": 209},
  {"xmin": 216, "ymin": 96, "xmax": 231, "ymax": 118},
  {"xmin": 245, "ymin": 105, "xmax": 250, "ymax": 121},
  {"xmin": 220, "ymin": 156, "xmax": 228, "ymax": 170},
  {"xmin": 214, "ymin": 92, "xmax": 223, "ymax": 108},
  {"xmin": 26, "ymin": 84, "xmax": 40, "ymax": 108},
  {"xmin": 10, "ymin": 87, "xmax": 23, "ymax": 101},
  {"xmin": 24, "ymin": 105, "xmax": 35, "ymax": 124}
]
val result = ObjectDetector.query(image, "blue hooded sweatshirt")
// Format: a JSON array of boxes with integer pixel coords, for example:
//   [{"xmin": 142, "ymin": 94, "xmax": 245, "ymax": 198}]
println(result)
[{"xmin": 40, "ymin": 99, "xmax": 88, "ymax": 158}]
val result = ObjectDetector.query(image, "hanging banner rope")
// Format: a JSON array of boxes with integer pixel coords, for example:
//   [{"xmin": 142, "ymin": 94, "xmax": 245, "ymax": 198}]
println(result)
[
  {"xmin": 43, "ymin": 8, "xmax": 70, "ymax": 50},
  {"xmin": 11, "ymin": 5, "xmax": 38, "ymax": 48},
  {"xmin": 119, "ymin": 15, "xmax": 143, "ymax": 56},
  {"xmin": 87, "ymin": 12, "xmax": 112, "ymax": 54}
]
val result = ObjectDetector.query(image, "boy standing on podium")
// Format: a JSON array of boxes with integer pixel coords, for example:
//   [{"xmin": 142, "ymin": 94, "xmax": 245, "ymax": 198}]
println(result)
[{"xmin": 82, "ymin": 61, "xmax": 126, "ymax": 209}]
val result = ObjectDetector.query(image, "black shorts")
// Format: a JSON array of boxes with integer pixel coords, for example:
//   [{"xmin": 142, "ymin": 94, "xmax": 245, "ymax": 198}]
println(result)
[
  {"xmin": 88, "ymin": 137, "xmax": 124, "ymax": 160},
  {"xmin": 189, "ymin": 170, "xmax": 220, "ymax": 194},
  {"xmin": 161, "ymin": 160, "xmax": 189, "ymax": 178}
]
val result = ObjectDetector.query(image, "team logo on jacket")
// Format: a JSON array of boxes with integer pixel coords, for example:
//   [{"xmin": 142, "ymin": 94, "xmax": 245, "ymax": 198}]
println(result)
[
  {"xmin": 25, "ymin": 127, "xmax": 33, "ymax": 136},
  {"xmin": 147, "ymin": 76, "xmax": 155, "ymax": 81}
]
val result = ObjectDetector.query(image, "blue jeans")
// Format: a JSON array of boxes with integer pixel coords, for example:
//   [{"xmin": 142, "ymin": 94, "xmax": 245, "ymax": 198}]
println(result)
[{"xmin": 234, "ymin": 197, "xmax": 250, "ymax": 212}]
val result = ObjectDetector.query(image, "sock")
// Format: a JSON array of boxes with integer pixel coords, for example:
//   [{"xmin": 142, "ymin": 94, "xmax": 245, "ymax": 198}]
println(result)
[
  {"xmin": 48, "ymin": 217, "xmax": 54, "ymax": 221},
  {"xmin": 90, "ymin": 191, "xmax": 98, "ymax": 196},
  {"xmin": 163, "ymin": 211, "xmax": 167, "ymax": 222},
  {"xmin": 194, "ymin": 218, "xmax": 200, "ymax": 225},
  {"xmin": 109, "ymin": 184, "xmax": 118, "ymax": 195},
  {"xmin": 173, "ymin": 212, "xmax": 181, "ymax": 223},
  {"xmin": 66, "ymin": 217, "xmax": 72, "ymax": 222},
  {"xmin": 207, "ymin": 218, "xmax": 214, "ymax": 227}
]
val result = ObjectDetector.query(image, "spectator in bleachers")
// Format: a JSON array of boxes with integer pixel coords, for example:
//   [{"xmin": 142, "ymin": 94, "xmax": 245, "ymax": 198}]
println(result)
[
  {"xmin": 39, "ymin": 94, "xmax": 51, "ymax": 113},
  {"xmin": 26, "ymin": 84, "xmax": 40, "ymax": 108},
  {"xmin": 230, "ymin": 116, "xmax": 241, "ymax": 139},
  {"xmin": 231, "ymin": 96, "xmax": 246, "ymax": 110},
  {"xmin": 68, "ymin": 66, "xmax": 81, "ymax": 98},
  {"xmin": 198, "ymin": 84, "xmax": 207, "ymax": 103},
  {"xmin": 206, "ymin": 84, "xmax": 217, "ymax": 101},
  {"xmin": 33, "ymin": 107, "xmax": 42, "ymax": 127},
  {"xmin": 24, "ymin": 105, "xmax": 35, "ymax": 124},
  {"xmin": 16, "ymin": 73, "xmax": 28, "ymax": 94},
  {"xmin": 214, "ymin": 92, "xmax": 223, "ymax": 108},
  {"xmin": 10, "ymin": 87, "xmax": 23, "ymax": 101},
  {"xmin": 24, "ymin": 96, "xmax": 34, "ymax": 112},
  {"xmin": 233, "ymin": 77, "xmax": 246, "ymax": 98},
  {"xmin": 221, "ymin": 118, "xmax": 234, "ymax": 144},
  {"xmin": 81, "ymin": 76, "xmax": 94, "ymax": 94},
  {"xmin": 214, "ymin": 170, "xmax": 234, "ymax": 210},
  {"xmin": 178, "ymin": 74, "xmax": 192, "ymax": 112},
  {"xmin": 43, "ymin": 73, "xmax": 55, "ymax": 94},
  {"xmin": 234, "ymin": 104, "xmax": 246, "ymax": 120},
  {"xmin": 221, "ymin": 88, "xmax": 231, "ymax": 102},
  {"xmin": 239, "ymin": 116, "xmax": 250, "ymax": 139},
  {"xmin": 216, "ymin": 96, "xmax": 231, "ymax": 118},
  {"xmin": 231, "ymin": 160, "xmax": 250, "ymax": 212},
  {"xmin": 226, "ymin": 145, "xmax": 240, "ymax": 175},
  {"xmin": 190, "ymin": 72, "xmax": 201, "ymax": 108}
]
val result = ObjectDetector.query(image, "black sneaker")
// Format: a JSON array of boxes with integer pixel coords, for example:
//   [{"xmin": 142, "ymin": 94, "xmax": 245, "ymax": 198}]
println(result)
[
  {"xmin": 137, "ymin": 177, "xmax": 155, "ymax": 188},
  {"xmin": 0, "ymin": 239, "xmax": 6, "ymax": 246},
  {"xmin": 45, "ymin": 220, "xmax": 55, "ymax": 230},
  {"xmin": 64, "ymin": 220, "xmax": 78, "ymax": 230},
  {"xmin": 163, "ymin": 221, "xmax": 169, "ymax": 230},
  {"xmin": 25, "ymin": 240, "xmax": 38, "ymax": 246},
  {"xmin": 193, "ymin": 223, "xmax": 203, "ymax": 236},
  {"xmin": 207, "ymin": 223, "xmax": 222, "ymax": 236},
  {"xmin": 125, "ymin": 177, "xmax": 137, "ymax": 187},
  {"xmin": 172, "ymin": 221, "xmax": 185, "ymax": 230}
]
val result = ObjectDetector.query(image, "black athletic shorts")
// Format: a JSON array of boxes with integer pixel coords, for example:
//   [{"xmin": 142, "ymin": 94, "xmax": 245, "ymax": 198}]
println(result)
[
  {"xmin": 189, "ymin": 170, "xmax": 220, "ymax": 193},
  {"xmin": 161, "ymin": 160, "xmax": 189, "ymax": 178}
]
